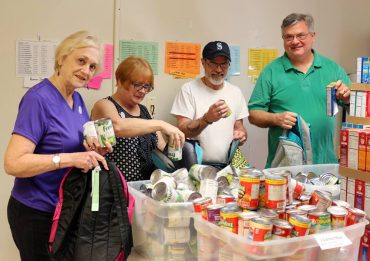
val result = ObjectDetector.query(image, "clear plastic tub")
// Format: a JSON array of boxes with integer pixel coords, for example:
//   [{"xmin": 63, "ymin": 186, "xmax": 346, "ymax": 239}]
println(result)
[
  {"xmin": 128, "ymin": 180, "xmax": 197, "ymax": 261},
  {"xmin": 194, "ymin": 214, "xmax": 367, "ymax": 261},
  {"xmin": 264, "ymin": 164, "xmax": 340, "ymax": 199}
]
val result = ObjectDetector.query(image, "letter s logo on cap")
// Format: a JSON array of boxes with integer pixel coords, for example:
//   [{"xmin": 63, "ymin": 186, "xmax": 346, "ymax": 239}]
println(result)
[{"xmin": 217, "ymin": 42, "xmax": 223, "ymax": 50}]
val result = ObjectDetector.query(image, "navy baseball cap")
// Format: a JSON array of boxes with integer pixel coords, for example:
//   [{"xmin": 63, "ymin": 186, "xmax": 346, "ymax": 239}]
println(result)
[{"xmin": 202, "ymin": 41, "xmax": 231, "ymax": 61}]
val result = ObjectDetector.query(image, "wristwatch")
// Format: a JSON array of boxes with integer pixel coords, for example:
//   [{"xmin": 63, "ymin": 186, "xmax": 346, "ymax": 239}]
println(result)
[{"xmin": 52, "ymin": 154, "xmax": 61, "ymax": 169}]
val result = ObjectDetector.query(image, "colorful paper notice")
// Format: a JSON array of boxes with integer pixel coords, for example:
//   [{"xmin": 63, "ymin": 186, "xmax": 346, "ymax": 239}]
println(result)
[
  {"xmin": 119, "ymin": 40, "xmax": 159, "ymax": 75},
  {"xmin": 248, "ymin": 48, "xmax": 278, "ymax": 83},
  {"xmin": 165, "ymin": 42, "xmax": 201, "ymax": 78},
  {"xmin": 87, "ymin": 43, "xmax": 114, "ymax": 89},
  {"xmin": 228, "ymin": 45, "xmax": 241, "ymax": 79}
]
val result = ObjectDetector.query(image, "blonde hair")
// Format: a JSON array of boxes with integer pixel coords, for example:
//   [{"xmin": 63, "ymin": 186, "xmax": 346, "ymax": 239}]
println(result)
[
  {"xmin": 54, "ymin": 31, "xmax": 102, "ymax": 73},
  {"xmin": 115, "ymin": 56, "xmax": 154, "ymax": 87}
]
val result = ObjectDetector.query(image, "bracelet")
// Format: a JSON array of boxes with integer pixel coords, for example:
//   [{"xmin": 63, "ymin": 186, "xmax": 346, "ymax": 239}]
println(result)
[{"xmin": 202, "ymin": 114, "xmax": 212, "ymax": 125}]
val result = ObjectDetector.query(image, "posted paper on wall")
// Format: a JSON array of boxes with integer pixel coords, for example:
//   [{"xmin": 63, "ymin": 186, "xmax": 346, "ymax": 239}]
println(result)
[
  {"xmin": 165, "ymin": 42, "xmax": 201, "ymax": 79},
  {"xmin": 248, "ymin": 48, "xmax": 278, "ymax": 83},
  {"xmin": 16, "ymin": 40, "xmax": 57, "ymax": 78},
  {"xmin": 119, "ymin": 40, "xmax": 159, "ymax": 75}
]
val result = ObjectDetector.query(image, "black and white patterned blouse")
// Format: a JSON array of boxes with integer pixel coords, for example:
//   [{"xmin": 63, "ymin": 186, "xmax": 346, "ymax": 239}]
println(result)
[{"xmin": 105, "ymin": 96, "xmax": 158, "ymax": 181}]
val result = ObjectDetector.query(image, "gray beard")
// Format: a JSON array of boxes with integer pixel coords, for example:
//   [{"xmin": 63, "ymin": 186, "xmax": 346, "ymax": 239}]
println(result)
[{"xmin": 208, "ymin": 76, "xmax": 225, "ymax": 86}]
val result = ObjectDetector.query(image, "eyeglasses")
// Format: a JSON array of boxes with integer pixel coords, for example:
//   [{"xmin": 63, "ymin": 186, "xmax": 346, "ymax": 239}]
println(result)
[
  {"xmin": 131, "ymin": 81, "xmax": 154, "ymax": 93},
  {"xmin": 205, "ymin": 60, "xmax": 230, "ymax": 70},
  {"xmin": 282, "ymin": 32, "xmax": 313, "ymax": 42}
]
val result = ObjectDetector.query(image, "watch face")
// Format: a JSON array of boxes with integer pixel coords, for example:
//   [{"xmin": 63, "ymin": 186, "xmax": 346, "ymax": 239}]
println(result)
[{"xmin": 53, "ymin": 155, "xmax": 61, "ymax": 163}]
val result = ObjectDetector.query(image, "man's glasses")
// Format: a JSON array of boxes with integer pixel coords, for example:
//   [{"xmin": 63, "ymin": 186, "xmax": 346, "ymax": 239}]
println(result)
[
  {"xmin": 205, "ymin": 60, "xmax": 230, "ymax": 70},
  {"xmin": 282, "ymin": 32, "xmax": 313, "ymax": 42},
  {"xmin": 131, "ymin": 81, "xmax": 154, "ymax": 93}
]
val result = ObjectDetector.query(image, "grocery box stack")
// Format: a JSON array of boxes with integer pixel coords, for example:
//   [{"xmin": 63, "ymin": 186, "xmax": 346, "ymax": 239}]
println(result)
[{"xmin": 193, "ymin": 164, "xmax": 367, "ymax": 261}]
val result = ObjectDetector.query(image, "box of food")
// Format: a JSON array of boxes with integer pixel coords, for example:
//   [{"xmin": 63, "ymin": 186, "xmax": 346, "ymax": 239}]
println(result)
[
  {"xmin": 194, "ymin": 214, "xmax": 367, "ymax": 261},
  {"xmin": 128, "ymin": 180, "xmax": 197, "ymax": 261}
]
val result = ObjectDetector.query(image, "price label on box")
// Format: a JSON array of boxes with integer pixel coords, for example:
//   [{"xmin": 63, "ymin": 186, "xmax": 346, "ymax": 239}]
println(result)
[{"xmin": 314, "ymin": 231, "xmax": 352, "ymax": 250}]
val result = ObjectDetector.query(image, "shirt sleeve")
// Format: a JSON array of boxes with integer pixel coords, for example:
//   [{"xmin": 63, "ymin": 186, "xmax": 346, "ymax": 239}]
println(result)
[
  {"xmin": 13, "ymin": 91, "xmax": 48, "ymax": 145},
  {"xmin": 170, "ymin": 84, "xmax": 196, "ymax": 119},
  {"xmin": 248, "ymin": 68, "xmax": 272, "ymax": 112}
]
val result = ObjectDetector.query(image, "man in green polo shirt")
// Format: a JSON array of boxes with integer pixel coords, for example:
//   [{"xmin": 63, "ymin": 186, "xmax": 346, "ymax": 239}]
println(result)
[{"xmin": 248, "ymin": 13, "xmax": 351, "ymax": 168}]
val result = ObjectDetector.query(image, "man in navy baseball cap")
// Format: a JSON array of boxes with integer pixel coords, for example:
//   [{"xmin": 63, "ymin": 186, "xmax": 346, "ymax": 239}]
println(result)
[
  {"xmin": 202, "ymin": 41, "xmax": 231, "ymax": 61},
  {"xmin": 171, "ymin": 40, "xmax": 248, "ymax": 166}
]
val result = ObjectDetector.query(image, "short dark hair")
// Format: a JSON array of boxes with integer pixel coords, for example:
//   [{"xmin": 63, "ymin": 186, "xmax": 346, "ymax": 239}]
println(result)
[{"xmin": 281, "ymin": 13, "xmax": 314, "ymax": 34}]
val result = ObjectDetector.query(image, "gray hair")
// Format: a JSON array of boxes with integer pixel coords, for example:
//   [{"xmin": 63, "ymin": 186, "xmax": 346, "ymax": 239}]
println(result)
[{"xmin": 281, "ymin": 13, "xmax": 314, "ymax": 33}]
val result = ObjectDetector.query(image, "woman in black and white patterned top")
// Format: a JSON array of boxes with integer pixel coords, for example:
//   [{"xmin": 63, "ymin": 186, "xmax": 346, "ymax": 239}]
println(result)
[{"xmin": 91, "ymin": 56, "xmax": 185, "ymax": 181}]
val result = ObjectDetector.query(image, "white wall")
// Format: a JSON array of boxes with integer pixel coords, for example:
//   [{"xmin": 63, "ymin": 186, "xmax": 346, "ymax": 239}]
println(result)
[{"xmin": 1, "ymin": 0, "xmax": 369, "ymax": 260}]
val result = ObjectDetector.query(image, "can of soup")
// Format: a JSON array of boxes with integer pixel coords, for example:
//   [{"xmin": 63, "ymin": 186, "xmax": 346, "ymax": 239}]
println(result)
[
  {"xmin": 168, "ymin": 143, "xmax": 182, "ymax": 161},
  {"xmin": 265, "ymin": 175, "xmax": 287, "ymax": 210},
  {"xmin": 94, "ymin": 118, "xmax": 116, "ymax": 147},
  {"xmin": 83, "ymin": 121, "xmax": 98, "ymax": 140}
]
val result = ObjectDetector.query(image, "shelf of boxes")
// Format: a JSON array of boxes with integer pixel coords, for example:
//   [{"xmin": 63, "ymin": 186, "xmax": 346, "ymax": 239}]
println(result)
[{"xmin": 347, "ymin": 83, "xmax": 370, "ymax": 123}]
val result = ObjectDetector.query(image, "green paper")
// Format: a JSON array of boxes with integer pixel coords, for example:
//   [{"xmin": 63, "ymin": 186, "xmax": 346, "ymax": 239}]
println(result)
[{"xmin": 91, "ymin": 166, "xmax": 101, "ymax": 211}]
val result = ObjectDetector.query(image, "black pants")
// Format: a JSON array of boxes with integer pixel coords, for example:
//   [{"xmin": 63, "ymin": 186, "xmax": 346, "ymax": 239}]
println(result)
[{"xmin": 7, "ymin": 196, "xmax": 53, "ymax": 261}]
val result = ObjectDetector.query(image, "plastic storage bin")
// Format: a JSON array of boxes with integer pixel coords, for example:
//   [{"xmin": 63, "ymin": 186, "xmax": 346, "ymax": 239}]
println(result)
[
  {"xmin": 264, "ymin": 164, "xmax": 340, "ymax": 199},
  {"xmin": 194, "ymin": 214, "xmax": 367, "ymax": 261},
  {"xmin": 128, "ymin": 180, "xmax": 197, "ymax": 261}
]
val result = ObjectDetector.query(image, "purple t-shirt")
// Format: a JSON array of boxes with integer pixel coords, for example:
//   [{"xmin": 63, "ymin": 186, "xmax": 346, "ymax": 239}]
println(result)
[{"xmin": 11, "ymin": 79, "xmax": 89, "ymax": 213}]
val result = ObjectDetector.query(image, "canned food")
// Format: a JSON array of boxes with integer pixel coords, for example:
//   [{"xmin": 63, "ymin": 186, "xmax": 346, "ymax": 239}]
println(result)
[
  {"xmin": 299, "ymin": 194, "xmax": 311, "ymax": 206},
  {"xmin": 289, "ymin": 215, "xmax": 311, "ymax": 237},
  {"xmin": 206, "ymin": 204, "xmax": 223, "ymax": 224},
  {"xmin": 310, "ymin": 190, "xmax": 332, "ymax": 212},
  {"xmin": 238, "ymin": 212, "xmax": 260, "ymax": 237},
  {"xmin": 199, "ymin": 179, "xmax": 219, "ymax": 201},
  {"xmin": 193, "ymin": 197, "xmax": 213, "ymax": 219},
  {"xmin": 319, "ymin": 172, "xmax": 339, "ymax": 185},
  {"xmin": 297, "ymin": 204, "xmax": 317, "ymax": 214},
  {"xmin": 265, "ymin": 175, "xmax": 287, "ymax": 210},
  {"xmin": 171, "ymin": 168, "xmax": 196, "ymax": 191},
  {"xmin": 286, "ymin": 209, "xmax": 307, "ymax": 222},
  {"xmin": 220, "ymin": 206, "xmax": 239, "ymax": 234},
  {"xmin": 177, "ymin": 190, "xmax": 202, "ymax": 202},
  {"xmin": 189, "ymin": 164, "xmax": 218, "ymax": 181},
  {"xmin": 217, "ymin": 194, "xmax": 235, "ymax": 205},
  {"xmin": 168, "ymin": 143, "xmax": 182, "ymax": 161},
  {"xmin": 139, "ymin": 183, "xmax": 153, "ymax": 197},
  {"xmin": 249, "ymin": 217, "xmax": 273, "ymax": 241},
  {"xmin": 332, "ymin": 199, "xmax": 350, "ymax": 209},
  {"xmin": 272, "ymin": 219, "xmax": 293, "ymax": 239},
  {"xmin": 327, "ymin": 206, "xmax": 347, "ymax": 229},
  {"xmin": 150, "ymin": 169, "xmax": 171, "ymax": 184},
  {"xmin": 83, "ymin": 121, "xmax": 98, "ymax": 140},
  {"xmin": 257, "ymin": 208, "xmax": 278, "ymax": 220},
  {"xmin": 152, "ymin": 182, "xmax": 183, "ymax": 203},
  {"xmin": 291, "ymin": 179, "xmax": 305, "ymax": 200},
  {"xmin": 238, "ymin": 173, "xmax": 260, "ymax": 210},
  {"xmin": 259, "ymin": 174, "xmax": 266, "ymax": 208},
  {"xmin": 307, "ymin": 211, "xmax": 331, "ymax": 234},
  {"xmin": 94, "ymin": 118, "xmax": 116, "ymax": 147},
  {"xmin": 346, "ymin": 207, "xmax": 366, "ymax": 226}
]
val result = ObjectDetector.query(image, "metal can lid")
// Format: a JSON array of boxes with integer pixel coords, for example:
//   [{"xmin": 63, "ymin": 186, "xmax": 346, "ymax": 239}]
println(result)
[
  {"xmin": 257, "ymin": 208, "xmax": 278, "ymax": 218},
  {"xmin": 272, "ymin": 219, "xmax": 293, "ymax": 228},
  {"xmin": 238, "ymin": 211, "xmax": 260, "ymax": 220},
  {"xmin": 347, "ymin": 207, "xmax": 366, "ymax": 216},
  {"xmin": 193, "ymin": 196, "xmax": 212, "ymax": 204},
  {"xmin": 265, "ymin": 174, "xmax": 286, "ymax": 181},
  {"xmin": 327, "ymin": 206, "xmax": 347, "ymax": 216},
  {"xmin": 250, "ymin": 217, "xmax": 272, "ymax": 226},
  {"xmin": 207, "ymin": 204, "xmax": 224, "ymax": 211},
  {"xmin": 297, "ymin": 205, "xmax": 317, "ymax": 213},
  {"xmin": 290, "ymin": 214, "xmax": 311, "ymax": 224},
  {"xmin": 332, "ymin": 199, "xmax": 350, "ymax": 208},
  {"xmin": 308, "ymin": 211, "xmax": 330, "ymax": 217}
]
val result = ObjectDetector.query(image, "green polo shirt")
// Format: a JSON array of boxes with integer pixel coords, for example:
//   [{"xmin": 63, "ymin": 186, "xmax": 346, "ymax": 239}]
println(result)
[{"xmin": 248, "ymin": 50, "xmax": 350, "ymax": 168}]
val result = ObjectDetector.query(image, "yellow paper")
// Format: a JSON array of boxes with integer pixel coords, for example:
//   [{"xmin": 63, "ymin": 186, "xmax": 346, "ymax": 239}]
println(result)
[{"xmin": 248, "ymin": 48, "xmax": 278, "ymax": 80}]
